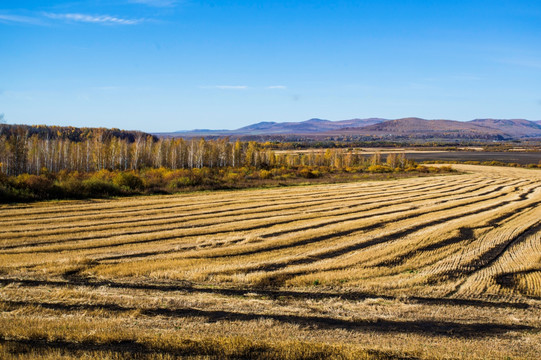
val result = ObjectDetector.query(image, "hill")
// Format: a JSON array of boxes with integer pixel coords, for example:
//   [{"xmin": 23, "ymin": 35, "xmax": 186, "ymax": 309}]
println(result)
[
  {"xmin": 469, "ymin": 119, "xmax": 541, "ymax": 138},
  {"xmin": 332, "ymin": 117, "xmax": 501, "ymax": 138},
  {"xmin": 235, "ymin": 118, "xmax": 386, "ymax": 135},
  {"xmin": 158, "ymin": 117, "xmax": 541, "ymax": 140},
  {"xmin": 158, "ymin": 118, "xmax": 386, "ymax": 137},
  {"xmin": 333, "ymin": 118, "xmax": 541, "ymax": 139}
]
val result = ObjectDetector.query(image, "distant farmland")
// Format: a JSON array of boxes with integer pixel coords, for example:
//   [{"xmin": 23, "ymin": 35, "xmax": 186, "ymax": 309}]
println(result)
[
  {"xmin": 405, "ymin": 151, "xmax": 541, "ymax": 165},
  {"xmin": 275, "ymin": 149, "xmax": 541, "ymax": 165},
  {"xmin": 1, "ymin": 165, "xmax": 541, "ymax": 359}
]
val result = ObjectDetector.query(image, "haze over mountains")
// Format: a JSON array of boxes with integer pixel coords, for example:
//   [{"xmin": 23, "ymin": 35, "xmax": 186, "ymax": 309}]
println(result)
[
  {"xmin": 235, "ymin": 118, "xmax": 387, "ymax": 134},
  {"xmin": 158, "ymin": 118, "xmax": 541, "ymax": 139}
]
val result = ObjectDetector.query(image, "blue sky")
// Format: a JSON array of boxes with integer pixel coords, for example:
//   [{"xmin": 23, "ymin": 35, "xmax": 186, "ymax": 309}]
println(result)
[{"xmin": 1, "ymin": 0, "xmax": 540, "ymax": 132}]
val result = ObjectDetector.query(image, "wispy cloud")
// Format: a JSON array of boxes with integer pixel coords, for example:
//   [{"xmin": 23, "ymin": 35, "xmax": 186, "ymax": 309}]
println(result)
[
  {"xmin": 45, "ymin": 13, "xmax": 142, "ymax": 25},
  {"xmin": 266, "ymin": 85, "xmax": 287, "ymax": 89},
  {"xmin": 129, "ymin": 0, "xmax": 179, "ymax": 7},
  {"xmin": 0, "ymin": 14, "xmax": 44, "ymax": 25},
  {"xmin": 200, "ymin": 85, "xmax": 249, "ymax": 90}
]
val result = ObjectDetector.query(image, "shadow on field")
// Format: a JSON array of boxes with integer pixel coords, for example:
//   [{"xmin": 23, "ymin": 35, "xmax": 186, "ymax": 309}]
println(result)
[
  {"xmin": 0, "ymin": 337, "xmax": 419, "ymax": 360},
  {"xmin": 199, "ymin": 186, "xmax": 514, "ymax": 262},
  {"xmin": 434, "ymin": 219, "xmax": 541, "ymax": 284},
  {"xmin": 0, "ymin": 338, "xmax": 151, "ymax": 357},
  {"xmin": 0, "ymin": 276, "xmax": 530, "ymax": 312},
  {"xmin": 2, "ymin": 299, "xmax": 533, "ymax": 338},
  {"xmin": 496, "ymin": 269, "xmax": 541, "ymax": 299},
  {"xmin": 204, "ymin": 187, "xmax": 541, "ymax": 286}
]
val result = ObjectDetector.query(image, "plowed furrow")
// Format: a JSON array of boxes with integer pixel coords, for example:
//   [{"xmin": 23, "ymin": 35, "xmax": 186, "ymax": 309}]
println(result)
[
  {"xmin": 197, "ymin": 184, "xmax": 533, "ymax": 261},
  {"xmin": 0, "ymin": 177, "xmax": 484, "ymax": 245},
  {"xmin": 2, "ymin": 179, "xmax": 503, "ymax": 252}
]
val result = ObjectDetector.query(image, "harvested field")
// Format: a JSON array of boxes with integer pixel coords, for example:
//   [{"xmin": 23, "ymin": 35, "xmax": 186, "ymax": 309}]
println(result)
[
  {"xmin": 1, "ymin": 164, "xmax": 541, "ymax": 359},
  {"xmin": 277, "ymin": 148, "xmax": 541, "ymax": 165}
]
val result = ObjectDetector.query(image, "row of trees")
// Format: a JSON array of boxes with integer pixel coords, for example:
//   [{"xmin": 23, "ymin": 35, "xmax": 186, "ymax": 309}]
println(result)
[
  {"xmin": 0, "ymin": 125, "xmax": 412, "ymax": 176},
  {"xmin": 0, "ymin": 127, "xmax": 268, "ymax": 175}
]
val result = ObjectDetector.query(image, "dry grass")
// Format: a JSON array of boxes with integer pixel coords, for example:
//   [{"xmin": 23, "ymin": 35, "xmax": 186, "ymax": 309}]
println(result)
[{"xmin": 1, "ymin": 164, "xmax": 541, "ymax": 359}]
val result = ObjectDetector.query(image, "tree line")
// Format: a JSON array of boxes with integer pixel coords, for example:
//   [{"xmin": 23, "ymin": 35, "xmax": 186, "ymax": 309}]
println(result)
[
  {"xmin": 0, "ymin": 125, "xmax": 414, "ymax": 176},
  {"xmin": 0, "ymin": 124, "xmax": 456, "ymax": 202},
  {"xmin": 0, "ymin": 125, "xmax": 266, "ymax": 175}
]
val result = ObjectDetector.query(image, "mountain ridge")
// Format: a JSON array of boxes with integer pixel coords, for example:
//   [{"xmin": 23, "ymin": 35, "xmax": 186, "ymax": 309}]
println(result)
[{"xmin": 156, "ymin": 118, "xmax": 541, "ymax": 139}]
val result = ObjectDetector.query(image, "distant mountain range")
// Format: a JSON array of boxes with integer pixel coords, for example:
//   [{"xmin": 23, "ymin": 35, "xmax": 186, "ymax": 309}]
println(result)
[
  {"xmin": 340, "ymin": 118, "xmax": 541, "ymax": 139},
  {"xmin": 155, "ymin": 118, "xmax": 541, "ymax": 139}
]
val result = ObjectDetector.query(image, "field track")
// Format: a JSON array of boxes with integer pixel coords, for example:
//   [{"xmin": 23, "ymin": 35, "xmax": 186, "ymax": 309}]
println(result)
[{"xmin": 1, "ymin": 164, "xmax": 541, "ymax": 359}]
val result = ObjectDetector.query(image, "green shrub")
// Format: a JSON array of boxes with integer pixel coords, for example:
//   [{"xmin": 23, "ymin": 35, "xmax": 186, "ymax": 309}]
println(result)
[
  {"xmin": 16, "ymin": 174, "xmax": 56, "ymax": 199},
  {"xmin": 58, "ymin": 179, "xmax": 86, "ymax": 198},
  {"xmin": 168, "ymin": 176, "xmax": 194, "ymax": 189},
  {"xmin": 224, "ymin": 172, "xmax": 241, "ymax": 182},
  {"xmin": 311, "ymin": 170, "xmax": 322, "ymax": 178},
  {"xmin": 141, "ymin": 168, "xmax": 166, "ymax": 189},
  {"xmin": 82, "ymin": 178, "xmax": 121, "ymax": 197},
  {"xmin": 113, "ymin": 172, "xmax": 143, "ymax": 191},
  {"xmin": 299, "ymin": 168, "xmax": 318, "ymax": 178},
  {"xmin": 367, "ymin": 165, "xmax": 392, "ymax": 173},
  {"xmin": 259, "ymin": 169, "xmax": 272, "ymax": 179}
]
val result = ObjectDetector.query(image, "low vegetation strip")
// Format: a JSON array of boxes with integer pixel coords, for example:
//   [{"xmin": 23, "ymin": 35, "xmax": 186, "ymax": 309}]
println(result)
[{"xmin": 1, "ymin": 164, "xmax": 541, "ymax": 359}]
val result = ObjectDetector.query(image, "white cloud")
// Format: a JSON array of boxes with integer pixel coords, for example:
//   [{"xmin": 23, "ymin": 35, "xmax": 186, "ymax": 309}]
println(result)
[
  {"xmin": 200, "ymin": 85, "xmax": 249, "ymax": 90},
  {"xmin": 266, "ymin": 85, "xmax": 287, "ymax": 89},
  {"xmin": 45, "ymin": 13, "xmax": 142, "ymax": 25}
]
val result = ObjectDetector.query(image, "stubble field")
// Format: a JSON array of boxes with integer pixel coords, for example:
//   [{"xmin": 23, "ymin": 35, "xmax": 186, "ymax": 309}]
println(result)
[{"xmin": 1, "ymin": 164, "xmax": 541, "ymax": 359}]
